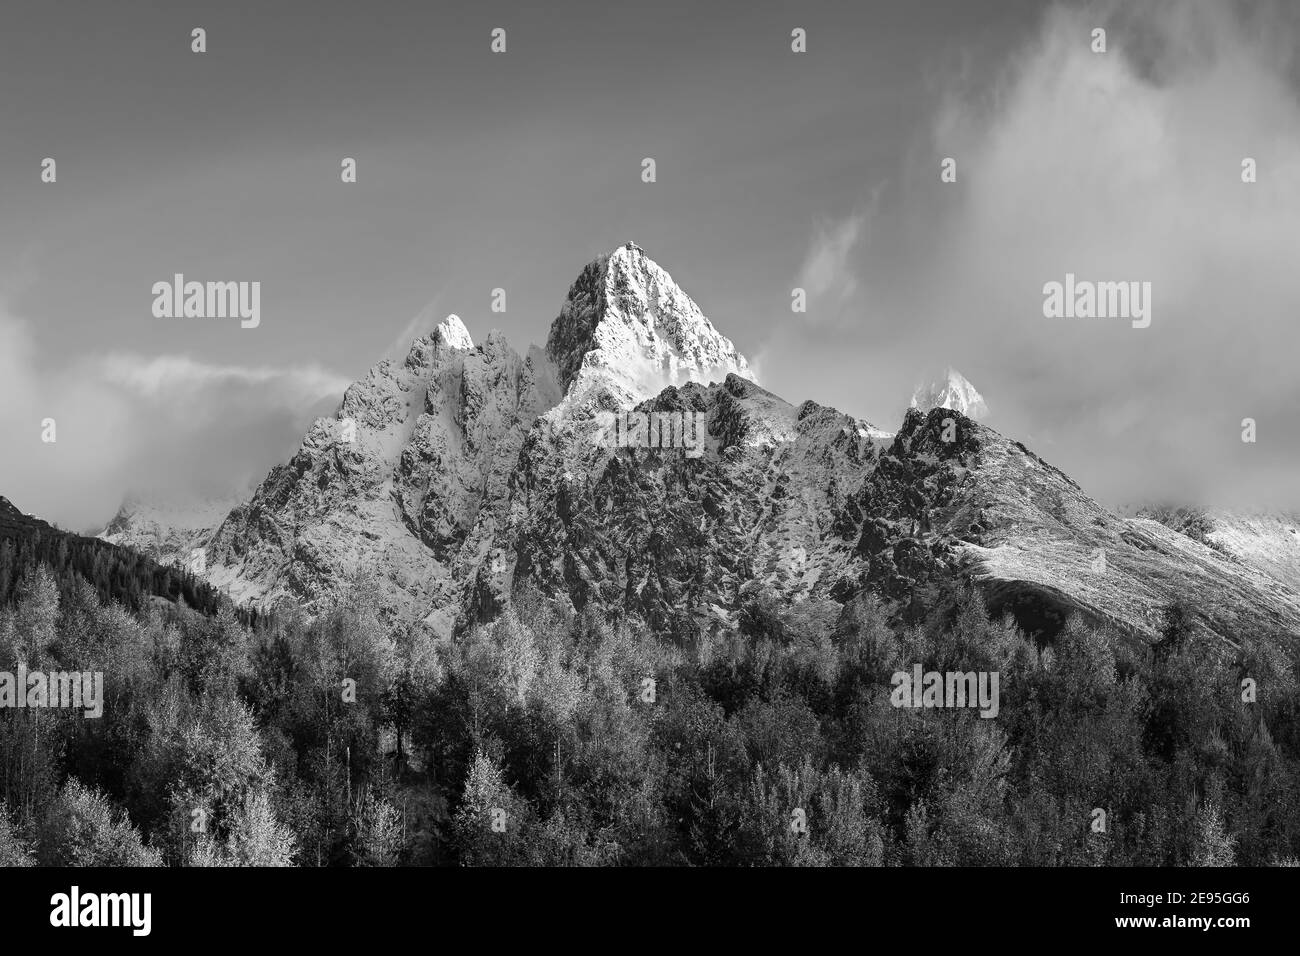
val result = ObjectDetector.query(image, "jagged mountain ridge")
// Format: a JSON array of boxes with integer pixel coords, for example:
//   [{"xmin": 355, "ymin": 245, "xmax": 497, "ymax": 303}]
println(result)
[
  {"xmin": 201, "ymin": 242, "xmax": 758, "ymax": 632},
  {"xmin": 110, "ymin": 243, "xmax": 1300, "ymax": 647},
  {"xmin": 203, "ymin": 314, "xmax": 562, "ymax": 630}
]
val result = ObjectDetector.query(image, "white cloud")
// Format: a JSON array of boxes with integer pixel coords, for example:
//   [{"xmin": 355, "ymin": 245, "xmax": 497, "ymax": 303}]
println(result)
[
  {"xmin": 99, "ymin": 354, "xmax": 348, "ymax": 408},
  {"xmin": 868, "ymin": 0, "xmax": 1300, "ymax": 509},
  {"xmin": 0, "ymin": 305, "xmax": 347, "ymax": 529},
  {"xmin": 796, "ymin": 210, "xmax": 865, "ymax": 315}
]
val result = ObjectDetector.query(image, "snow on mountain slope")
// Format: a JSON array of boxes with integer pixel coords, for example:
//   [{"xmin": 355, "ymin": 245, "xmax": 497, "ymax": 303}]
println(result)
[
  {"xmin": 887, "ymin": 416, "xmax": 1300, "ymax": 646},
  {"xmin": 546, "ymin": 242, "xmax": 754, "ymax": 405},
  {"xmin": 203, "ymin": 247, "xmax": 758, "ymax": 628},
  {"xmin": 1204, "ymin": 512, "xmax": 1300, "ymax": 588},
  {"xmin": 1136, "ymin": 506, "xmax": 1300, "ymax": 592},
  {"xmin": 204, "ymin": 315, "xmax": 561, "ymax": 627},
  {"xmin": 99, "ymin": 489, "xmax": 250, "ymax": 566},
  {"xmin": 910, "ymin": 367, "xmax": 989, "ymax": 421}
]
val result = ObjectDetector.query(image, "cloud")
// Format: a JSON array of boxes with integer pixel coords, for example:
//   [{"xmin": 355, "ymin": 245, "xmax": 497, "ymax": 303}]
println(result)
[
  {"xmin": 0, "ymin": 305, "xmax": 347, "ymax": 530},
  {"xmin": 868, "ymin": 0, "xmax": 1300, "ymax": 509},
  {"xmin": 796, "ymin": 210, "xmax": 866, "ymax": 317},
  {"xmin": 99, "ymin": 354, "xmax": 348, "ymax": 409}
]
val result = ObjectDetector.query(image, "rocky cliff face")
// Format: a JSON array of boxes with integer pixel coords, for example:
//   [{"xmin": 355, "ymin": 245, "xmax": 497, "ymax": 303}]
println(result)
[
  {"xmin": 203, "ymin": 315, "xmax": 562, "ymax": 628},
  {"xmin": 141, "ymin": 243, "xmax": 1298, "ymax": 648},
  {"xmin": 487, "ymin": 374, "xmax": 889, "ymax": 638}
]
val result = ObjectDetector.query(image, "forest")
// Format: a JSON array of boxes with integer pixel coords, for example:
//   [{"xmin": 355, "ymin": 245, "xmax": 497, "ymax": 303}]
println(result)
[{"xmin": 1, "ymin": 547, "xmax": 1298, "ymax": 867}]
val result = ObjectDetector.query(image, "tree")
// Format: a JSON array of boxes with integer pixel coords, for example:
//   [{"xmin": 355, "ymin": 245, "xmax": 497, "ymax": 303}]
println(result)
[
  {"xmin": 186, "ymin": 786, "xmax": 297, "ymax": 867},
  {"xmin": 41, "ymin": 778, "xmax": 161, "ymax": 866},
  {"xmin": 1190, "ymin": 798, "xmax": 1236, "ymax": 866},
  {"xmin": 352, "ymin": 789, "xmax": 403, "ymax": 866},
  {"xmin": 12, "ymin": 565, "xmax": 59, "ymax": 666},
  {"xmin": 0, "ymin": 801, "xmax": 33, "ymax": 866},
  {"xmin": 452, "ymin": 748, "xmax": 530, "ymax": 865},
  {"xmin": 226, "ymin": 789, "xmax": 297, "ymax": 866}
]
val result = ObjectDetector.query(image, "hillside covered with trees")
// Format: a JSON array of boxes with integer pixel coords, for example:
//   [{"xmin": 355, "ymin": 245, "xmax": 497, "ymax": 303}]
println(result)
[
  {"xmin": 0, "ymin": 496, "xmax": 222, "ymax": 619},
  {"xmin": 2, "ymin": 542, "xmax": 1298, "ymax": 867}
]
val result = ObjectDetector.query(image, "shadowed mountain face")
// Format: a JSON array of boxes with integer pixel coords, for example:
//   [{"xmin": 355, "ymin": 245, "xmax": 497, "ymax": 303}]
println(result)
[{"xmin": 118, "ymin": 243, "xmax": 1299, "ymax": 648}]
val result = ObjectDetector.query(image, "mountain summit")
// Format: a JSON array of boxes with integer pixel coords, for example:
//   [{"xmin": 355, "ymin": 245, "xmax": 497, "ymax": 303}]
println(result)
[
  {"xmin": 199, "ymin": 243, "xmax": 762, "ymax": 629},
  {"xmin": 545, "ymin": 242, "xmax": 754, "ymax": 403},
  {"xmin": 910, "ymin": 367, "xmax": 989, "ymax": 421}
]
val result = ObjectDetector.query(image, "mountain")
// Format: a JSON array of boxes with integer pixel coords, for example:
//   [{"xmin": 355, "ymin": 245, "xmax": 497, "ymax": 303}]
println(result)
[
  {"xmin": 99, "ymin": 488, "xmax": 250, "ymax": 567},
  {"xmin": 501, "ymin": 387, "xmax": 1300, "ymax": 646},
  {"xmin": 0, "ymin": 494, "xmax": 223, "ymax": 616},
  {"xmin": 139, "ymin": 243, "xmax": 1298, "ymax": 647},
  {"xmin": 1136, "ymin": 505, "xmax": 1300, "ymax": 592},
  {"xmin": 1204, "ymin": 511, "xmax": 1300, "ymax": 587},
  {"xmin": 490, "ymin": 373, "xmax": 891, "ymax": 637},
  {"xmin": 202, "ymin": 313, "xmax": 561, "ymax": 625},
  {"xmin": 201, "ymin": 243, "xmax": 763, "ymax": 631},
  {"xmin": 911, "ymin": 367, "xmax": 989, "ymax": 421},
  {"xmin": 545, "ymin": 242, "xmax": 754, "ymax": 402}
]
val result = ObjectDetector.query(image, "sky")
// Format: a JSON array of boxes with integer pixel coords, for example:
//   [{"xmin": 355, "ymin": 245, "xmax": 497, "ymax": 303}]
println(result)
[{"xmin": 1, "ymin": 0, "xmax": 1298, "ymax": 529}]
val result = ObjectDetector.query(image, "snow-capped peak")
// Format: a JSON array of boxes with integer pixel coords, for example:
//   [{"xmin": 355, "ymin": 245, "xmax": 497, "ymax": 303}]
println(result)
[
  {"xmin": 405, "ymin": 314, "xmax": 474, "ymax": 371},
  {"xmin": 433, "ymin": 314, "xmax": 474, "ymax": 351},
  {"xmin": 910, "ymin": 367, "xmax": 989, "ymax": 420},
  {"xmin": 545, "ymin": 242, "xmax": 754, "ymax": 403}
]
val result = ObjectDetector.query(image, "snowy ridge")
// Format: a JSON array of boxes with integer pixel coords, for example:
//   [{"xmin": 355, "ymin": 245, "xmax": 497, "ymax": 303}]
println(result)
[{"xmin": 1135, "ymin": 506, "xmax": 1300, "ymax": 592}]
